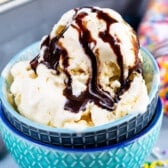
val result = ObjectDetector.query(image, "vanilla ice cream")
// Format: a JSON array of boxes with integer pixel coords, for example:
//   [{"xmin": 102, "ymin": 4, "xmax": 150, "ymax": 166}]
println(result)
[{"xmin": 10, "ymin": 7, "xmax": 149, "ymax": 129}]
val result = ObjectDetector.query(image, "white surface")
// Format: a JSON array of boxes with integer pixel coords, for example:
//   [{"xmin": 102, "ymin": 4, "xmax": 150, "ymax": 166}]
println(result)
[{"xmin": 0, "ymin": 0, "xmax": 33, "ymax": 13}]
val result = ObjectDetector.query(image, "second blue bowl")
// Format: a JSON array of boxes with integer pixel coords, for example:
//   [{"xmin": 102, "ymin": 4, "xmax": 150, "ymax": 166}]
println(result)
[{"xmin": 0, "ymin": 98, "xmax": 163, "ymax": 168}]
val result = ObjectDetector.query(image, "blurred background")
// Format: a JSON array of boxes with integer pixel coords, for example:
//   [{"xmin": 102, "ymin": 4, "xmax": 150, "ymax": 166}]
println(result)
[
  {"xmin": 1, "ymin": 0, "xmax": 168, "ymax": 168},
  {"xmin": 0, "ymin": 0, "xmax": 148, "ymax": 71}
]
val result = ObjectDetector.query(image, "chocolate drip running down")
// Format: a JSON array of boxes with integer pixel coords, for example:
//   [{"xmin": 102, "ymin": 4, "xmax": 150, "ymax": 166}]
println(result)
[{"xmin": 30, "ymin": 7, "xmax": 141, "ymax": 113}]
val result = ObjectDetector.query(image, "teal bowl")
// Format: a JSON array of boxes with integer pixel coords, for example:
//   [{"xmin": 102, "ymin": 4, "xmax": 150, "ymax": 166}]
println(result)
[
  {"xmin": 0, "ymin": 98, "xmax": 163, "ymax": 168},
  {"xmin": 0, "ymin": 42, "xmax": 160, "ymax": 148}
]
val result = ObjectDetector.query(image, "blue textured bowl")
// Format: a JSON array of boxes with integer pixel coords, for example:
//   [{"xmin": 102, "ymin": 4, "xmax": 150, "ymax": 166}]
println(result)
[
  {"xmin": 0, "ymin": 98, "xmax": 163, "ymax": 168},
  {"xmin": 0, "ymin": 42, "xmax": 160, "ymax": 148}
]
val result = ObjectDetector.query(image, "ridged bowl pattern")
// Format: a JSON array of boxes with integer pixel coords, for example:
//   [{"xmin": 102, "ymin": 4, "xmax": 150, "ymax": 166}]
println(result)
[
  {"xmin": 0, "ymin": 42, "xmax": 160, "ymax": 148},
  {"xmin": 0, "ymin": 98, "xmax": 163, "ymax": 168}
]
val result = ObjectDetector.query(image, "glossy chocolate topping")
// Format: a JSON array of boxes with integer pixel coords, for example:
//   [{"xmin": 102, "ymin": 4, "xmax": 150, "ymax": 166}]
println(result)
[{"xmin": 30, "ymin": 7, "xmax": 141, "ymax": 113}]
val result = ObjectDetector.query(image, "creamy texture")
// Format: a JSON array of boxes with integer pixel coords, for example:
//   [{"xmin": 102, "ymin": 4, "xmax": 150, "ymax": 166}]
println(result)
[{"xmin": 10, "ymin": 7, "xmax": 149, "ymax": 129}]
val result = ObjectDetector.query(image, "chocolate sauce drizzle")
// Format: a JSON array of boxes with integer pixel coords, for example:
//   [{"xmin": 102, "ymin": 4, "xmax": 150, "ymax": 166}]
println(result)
[{"xmin": 30, "ymin": 7, "xmax": 141, "ymax": 113}]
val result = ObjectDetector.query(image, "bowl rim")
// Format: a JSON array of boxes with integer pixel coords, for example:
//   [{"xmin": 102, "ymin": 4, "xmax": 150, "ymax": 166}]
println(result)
[
  {"xmin": 0, "ymin": 42, "xmax": 160, "ymax": 134},
  {"xmin": 141, "ymin": 47, "xmax": 160, "ymax": 99},
  {"xmin": 0, "ymin": 98, "xmax": 163, "ymax": 152}
]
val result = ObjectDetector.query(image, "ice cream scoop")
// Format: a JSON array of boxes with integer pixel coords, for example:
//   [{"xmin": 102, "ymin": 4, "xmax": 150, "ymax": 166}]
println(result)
[{"xmin": 10, "ymin": 7, "xmax": 149, "ymax": 129}]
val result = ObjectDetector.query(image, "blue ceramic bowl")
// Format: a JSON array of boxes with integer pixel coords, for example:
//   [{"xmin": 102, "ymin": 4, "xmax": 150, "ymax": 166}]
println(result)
[
  {"xmin": 0, "ymin": 42, "xmax": 160, "ymax": 148},
  {"xmin": 0, "ymin": 98, "xmax": 163, "ymax": 168}
]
